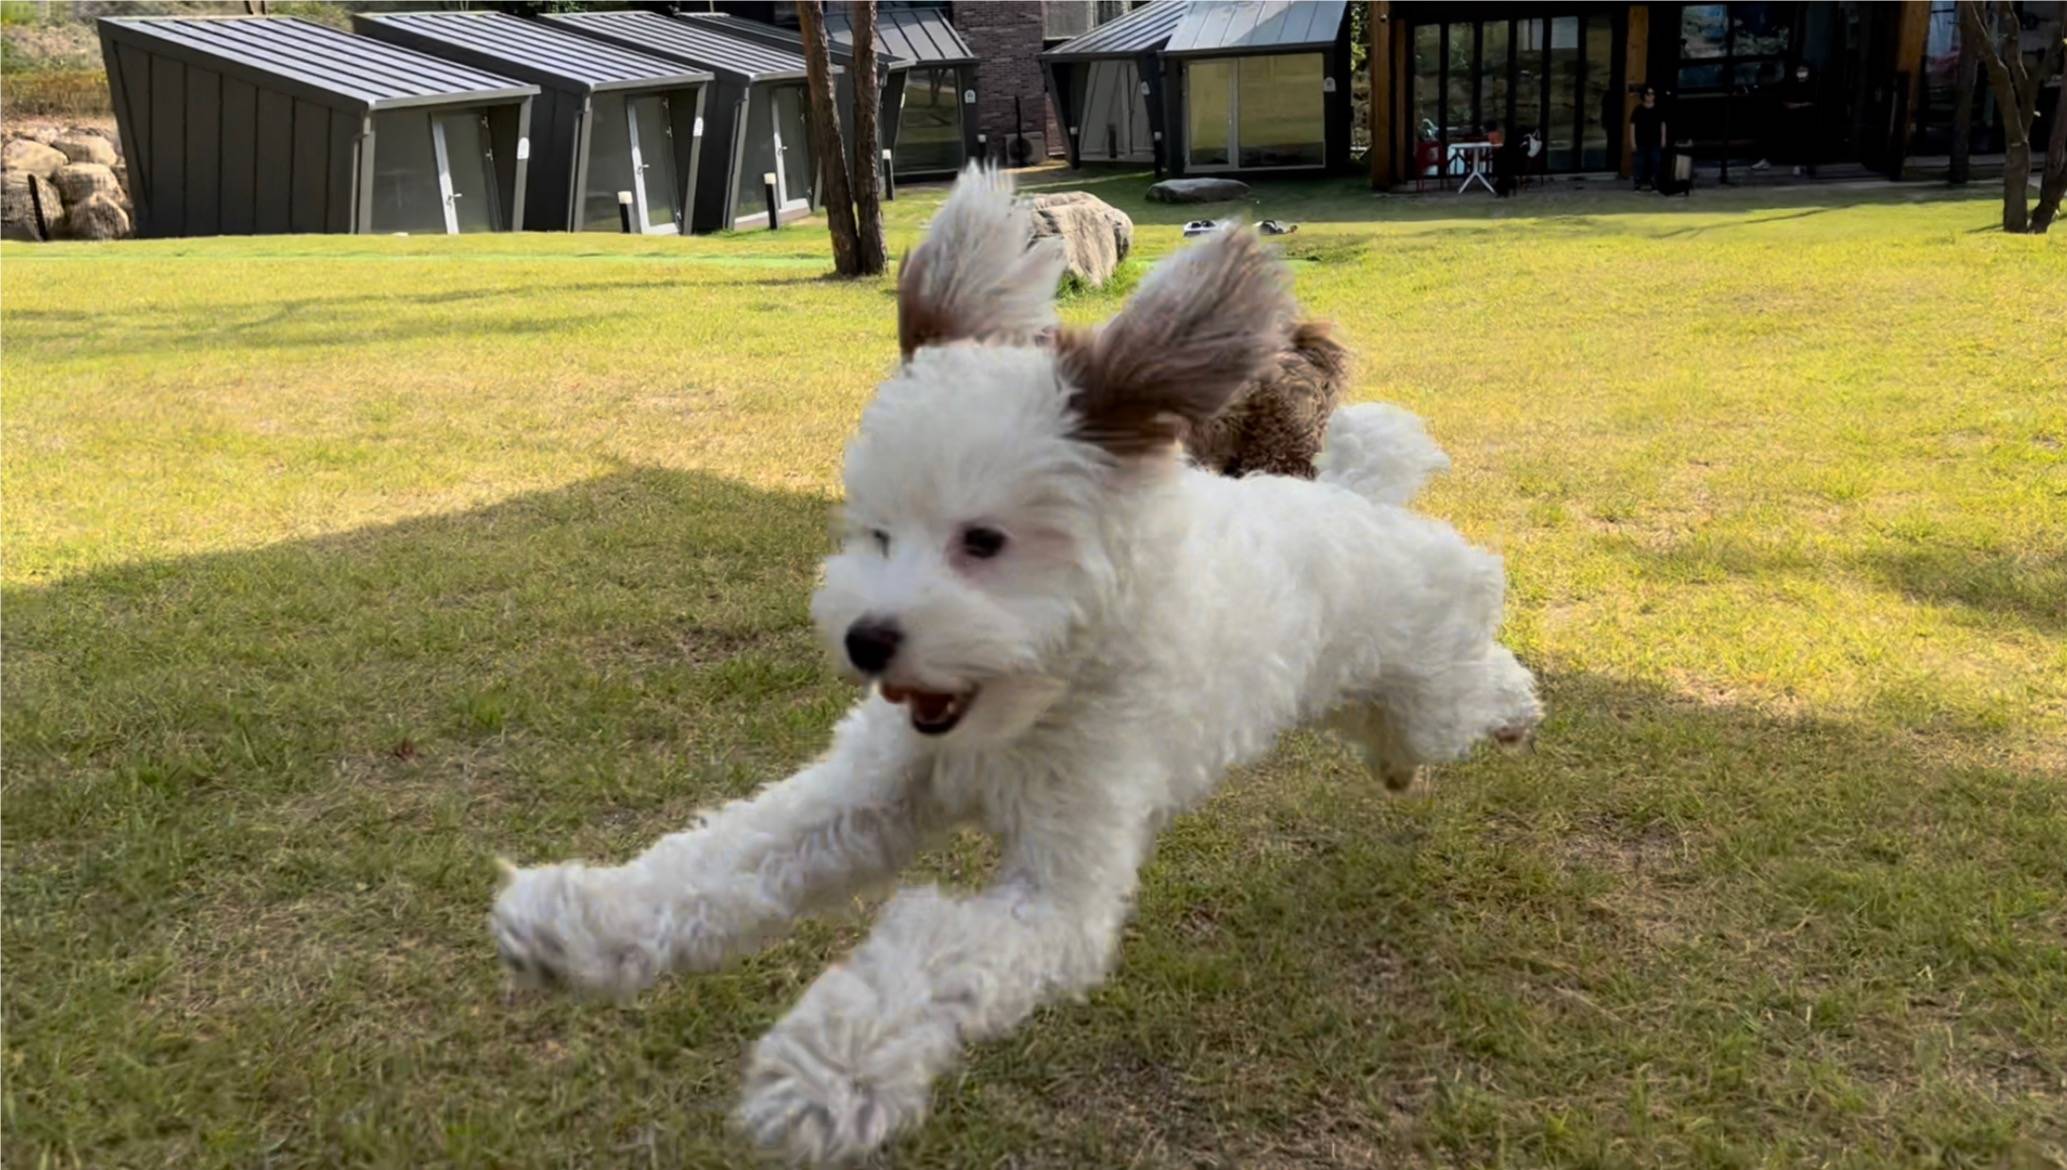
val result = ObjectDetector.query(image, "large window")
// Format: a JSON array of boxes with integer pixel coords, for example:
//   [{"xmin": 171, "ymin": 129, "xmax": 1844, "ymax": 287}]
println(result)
[
  {"xmin": 897, "ymin": 67, "xmax": 965, "ymax": 172},
  {"xmin": 1185, "ymin": 52, "xmax": 1324, "ymax": 171},
  {"xmin": 370, "ymin": 108, "xmax": 500, "ymax": 234},
  {"xmin": 1676, "ymin": 3, "xmax": 1791, "ymax": 93},
  {"xmin": 1406, "ymin": 14, "xmax": 1617, "ymax": 176}
]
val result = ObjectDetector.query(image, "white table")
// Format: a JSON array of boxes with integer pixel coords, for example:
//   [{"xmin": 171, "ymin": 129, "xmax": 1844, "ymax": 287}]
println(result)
[{"xmin": 1449, "ymin": 141, "xmax": 1496, "ymax": 194}]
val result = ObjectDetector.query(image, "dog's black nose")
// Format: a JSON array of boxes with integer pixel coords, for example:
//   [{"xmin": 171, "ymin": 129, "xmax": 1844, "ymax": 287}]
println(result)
[{"xmin": 844, "ymin": 619, "xmax": 903, "ymax": 675}]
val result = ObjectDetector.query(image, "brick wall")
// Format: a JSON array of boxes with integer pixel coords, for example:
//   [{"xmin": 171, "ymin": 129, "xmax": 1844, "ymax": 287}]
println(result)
[{"xmin": 950, "ymin": 1, "xmax": 1059, "ymax": 161}]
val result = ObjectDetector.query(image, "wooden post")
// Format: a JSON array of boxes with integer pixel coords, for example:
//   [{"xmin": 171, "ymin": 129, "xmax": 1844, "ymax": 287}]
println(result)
[
  {"xmin": 1367, "ymin": 0, "xmax": 1395, "ymax": 188},
  {"xmin": 1620, "ymin": 7, "xmax": 1649, "ymax": 178}
]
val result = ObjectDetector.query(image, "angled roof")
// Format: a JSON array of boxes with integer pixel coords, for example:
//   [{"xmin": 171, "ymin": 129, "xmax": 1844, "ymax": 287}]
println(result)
[
  {"xmin": 675, "ymin": 12, "xmax": 904, "ymax": 72},
  {"xmin": 1163, "ymin": 0, "xmax": 1348, "ymax": 57},
  {"xmin": 828, "ymin": 7, "xmax": 975, "ymax": 67},
  {"xmin": 1040, "ymin": 0, "xmax": 1185, "ymax": 61},
  {"xmin": 544, "ymin": 10, "xmax": 820, "ymax": 85},
  {"xmin": 353, "ymin": 11, "xmax": 712, "ymax": 95},
  {"xmin": 97, "ymin": 15, "xmax": 536, "ymax": 112}
]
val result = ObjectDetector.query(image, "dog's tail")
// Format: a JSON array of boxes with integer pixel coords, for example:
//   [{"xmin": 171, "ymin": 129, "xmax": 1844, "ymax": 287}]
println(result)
[{"xmin": 1313, "ymin": 403, "xmax": 1451, "ymax": 506}]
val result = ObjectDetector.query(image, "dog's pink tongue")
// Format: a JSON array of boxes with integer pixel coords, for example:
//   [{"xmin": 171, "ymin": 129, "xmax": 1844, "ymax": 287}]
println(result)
[{"xmin": 880, "ymin": 685, "xmax": 954, "ymax": 720}]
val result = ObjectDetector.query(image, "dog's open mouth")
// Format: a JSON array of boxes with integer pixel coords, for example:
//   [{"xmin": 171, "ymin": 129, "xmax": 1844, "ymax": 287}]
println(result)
[{"xmin": 880, "ymin": 685, "xmax": 977, "ymax": 735}]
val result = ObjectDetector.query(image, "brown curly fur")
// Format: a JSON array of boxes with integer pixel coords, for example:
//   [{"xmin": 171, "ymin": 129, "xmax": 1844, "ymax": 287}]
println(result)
[{"xmin": 1184, "ymin": 320, "xmax": 1348, "ymax": 478}]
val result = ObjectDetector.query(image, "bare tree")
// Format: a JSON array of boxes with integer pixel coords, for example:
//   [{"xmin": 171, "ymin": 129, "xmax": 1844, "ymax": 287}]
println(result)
[
  {"xmin": 847, "ymin": 0, "xmax": 888, "ymax": 276},
  {"xmin": 2036, "ymin": 30, "xmax": 2067, "ymax": 231},
  {"xmin": 797, "ymin": 0, "xmax": 861, "ymax": 274},
  {"xmin": 1959, "ymin": 0, "xmax": 2065, "ymax": 232}
]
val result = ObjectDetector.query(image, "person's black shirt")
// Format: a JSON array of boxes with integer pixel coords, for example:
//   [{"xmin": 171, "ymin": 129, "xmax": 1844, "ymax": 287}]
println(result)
[{"xmin": 1631, "ymin": 104, "xmax": 1666, "ymax": 148}]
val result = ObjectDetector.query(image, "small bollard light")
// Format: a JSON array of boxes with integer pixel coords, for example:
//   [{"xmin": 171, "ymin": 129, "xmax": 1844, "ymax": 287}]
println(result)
[
  {"xmin": 616, "ymin": 190, "xmax": 634, "ymax": 234},
  {"xmin": 763, "ymin": 171, "xmax": 780, "ymax": 231},
  {"xmin": 881, "ymin": 148, "xmax": 896, "ymax": 202}
]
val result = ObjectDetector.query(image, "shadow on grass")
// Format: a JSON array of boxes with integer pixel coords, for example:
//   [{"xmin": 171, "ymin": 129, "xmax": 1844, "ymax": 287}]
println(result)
[
  {"xmin": 1017, "ymin": 163, "xmax": 1994, "ymax": 234},
  {"xmin": 4, "ymin": 467, "xmax": 2063, "ymax": 1167},
  {"xmin": 0, "ymin": 278, "xmax": 698, "ymax": 357},
  {"xmin": 1622, "ymin": 531, "xmax": 2067, "ymax": 636}
]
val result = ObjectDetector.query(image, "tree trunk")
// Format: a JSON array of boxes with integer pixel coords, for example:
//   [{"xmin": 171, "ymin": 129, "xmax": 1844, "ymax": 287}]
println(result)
[
  {"xmin": 797, "ymin": 0, "xmax": 861, "ymax": 275},
  {"xmin": 1950, "ymin": 28, "xmax": 1978, "ymax": 183},
  {"xmin": 1961, "ymin": 0, "xmax": 2032, "ymax": 230},
  {"xmin": 2034, "ymin": 60, "xmax": 2067, "ymax": 231},
  {"xmin": 847, "ymin": 0, "xmax": 889, "ymax": 276}
]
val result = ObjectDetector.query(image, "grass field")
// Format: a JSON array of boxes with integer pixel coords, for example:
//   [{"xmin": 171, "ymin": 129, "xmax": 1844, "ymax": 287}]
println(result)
[{"xmin": 4, "ymin": 172, "xmax": 2065, "ymax": 1169}]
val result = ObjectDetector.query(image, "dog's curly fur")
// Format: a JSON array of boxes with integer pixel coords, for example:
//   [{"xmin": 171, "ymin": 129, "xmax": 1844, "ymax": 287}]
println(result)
[
  {"xmin": 490, "ymin": 167, "xmax": 1542, "ymax": 1166},
  {"xmin": 1185, "ymin": 319, "xmax": 1347, "ymax": 478}
]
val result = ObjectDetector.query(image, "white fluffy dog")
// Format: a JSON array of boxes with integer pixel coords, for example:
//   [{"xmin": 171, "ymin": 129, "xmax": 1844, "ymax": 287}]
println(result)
[{"xmin": 491, "ymin": 167, "xmax": 1541, "ymax": 1164}]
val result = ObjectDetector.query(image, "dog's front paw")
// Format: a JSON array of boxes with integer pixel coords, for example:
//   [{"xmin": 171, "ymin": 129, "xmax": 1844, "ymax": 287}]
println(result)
[
  {"xmin": 489, "ymin": 860, "xmax": 664, "ymax": 999},
  {"xmin": 734, "ymin": 1020, "xmax": 928, "ymax": 1166}
]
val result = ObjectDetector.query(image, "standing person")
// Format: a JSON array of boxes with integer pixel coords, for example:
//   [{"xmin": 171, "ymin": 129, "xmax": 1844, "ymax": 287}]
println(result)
[
  {"xmin": 1754, "ymin": 65, "xmax": 1817, "ymax": 175},
  {"xmin": 1629, "ymin": 86, "xmax": 1667, "ymax": 191}
]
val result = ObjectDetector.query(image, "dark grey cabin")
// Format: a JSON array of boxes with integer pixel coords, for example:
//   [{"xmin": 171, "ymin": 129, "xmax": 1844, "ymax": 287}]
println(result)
[
  {"xmin": 355, "ymin": 11, "xmax": 712, "ymax": 234},
  {"xmin": 1161, "ymin": 0, "xmax": 1353, "ymax": 177},
  {"xmin": 1041, "ymin": 0, "xmax": 1187, "ymax": 174},
  {"xmin": 97, "ymin": 15, "xmax": 536, "ymax": 237},
  {"xmin": 546, "ymin": 10, "xmax": 828, "ymax": 233},
  {"xmin": 675, "ymin": 12, "xmax": 907, "ymax": 186},
  {"xmin": 1043, "ymin": 0, "xmax": 1354, "ymax": 179},
  {"xmin": 827, "ymin": 7, "xmax": 980, "ymax": 180}
]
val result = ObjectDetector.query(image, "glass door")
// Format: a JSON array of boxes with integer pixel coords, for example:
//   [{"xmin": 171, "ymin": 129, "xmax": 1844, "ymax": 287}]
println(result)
[
  {"xmin": 770, "ymin": 86, "xmax": 812, "ymax": 213},
  {"xmin": 626, "ymin": 93, "xmax": 680, "ymax": 233},
  {"xmin": 431, "ymin": 110, "xmax": 500, "ymax": 233},
  {"xmin": 1407, "ymin": 14, "xmax": 1618, "ymax": 177}
]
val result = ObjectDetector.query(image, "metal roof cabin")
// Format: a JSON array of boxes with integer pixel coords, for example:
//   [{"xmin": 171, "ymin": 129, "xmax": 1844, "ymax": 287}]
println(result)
[
  {"xmin": 1041, "ymin": 0, "xmax": 1186, "ymax": 173},
  {"xmin": 827, "ymin": 7, "xmax": 979, "ymax": 179},
  {"xmin": 545, "ymin": 10, "xmax": 828, "ymax": 232},
  {"xmin": 354, "ymin": 12, "xmax": 712, "ymax": 235},
  {"xmin": 97, "ymin": 15, "xmax": 537, "ymax": 237},
  {"xmin": 1044, "ymin": 0, "xmax": 1354, "ymax": 178},
  {"xmin": 675, "ymin": 13, "xmax": 910, "ymax": 186}
]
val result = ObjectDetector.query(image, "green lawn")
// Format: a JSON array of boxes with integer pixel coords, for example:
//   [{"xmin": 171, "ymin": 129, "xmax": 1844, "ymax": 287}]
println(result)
[{"xmin": 4, "ymin": 172, "xmax": 2065, "ymax": 1169}]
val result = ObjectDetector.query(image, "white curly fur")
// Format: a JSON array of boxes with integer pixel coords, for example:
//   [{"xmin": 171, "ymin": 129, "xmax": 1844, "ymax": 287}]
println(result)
[{"xmin": 492, "ymin": 168, "xmax": 1542, "ymax": 1166}]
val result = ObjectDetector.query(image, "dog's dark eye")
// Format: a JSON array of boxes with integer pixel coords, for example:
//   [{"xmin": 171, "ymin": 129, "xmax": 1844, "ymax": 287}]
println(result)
[
  {"xmin": 961, "ymin": 526, "xmax": 1007, "ymax": 560},
  {"xmin": 870, "ymin": 529, "xmax": 890, "ymax": 554}
]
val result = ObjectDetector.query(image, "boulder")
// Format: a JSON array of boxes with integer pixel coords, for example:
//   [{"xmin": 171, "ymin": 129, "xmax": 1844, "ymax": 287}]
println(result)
[
  {"xmin": 1145, "ymin": 177, "xmax": 1253, "ymax": 204},
  {"xmin": 64, "ymin": 191, "xmax": 131, "ymax": 241},
  {"xmin": 1022, "ymin": 191, "xmax": 1134, "ymax": 288},
  {"xmin": 1, "ymin": 170, "xmax": 63, "ymax": 241},
  {"xmin": 51, "ymin": 161, "xmax": 121, "ymax": 206},
  {"xmin": 53, "ymin": 131, "xmax": 119, "ymax": 168},
  {"xmin": 29, "ymin": 126, "xmax": 62, "ymax": 145},
  {"xmin": 3, "ymin": 137, "xmax": 69, "ymax": 179}
]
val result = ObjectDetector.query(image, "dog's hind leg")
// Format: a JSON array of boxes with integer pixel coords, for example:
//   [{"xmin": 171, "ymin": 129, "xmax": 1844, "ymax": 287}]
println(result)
[{"xmin": 490, "ymin": 705, "xmax": 936, "ymax": 999}]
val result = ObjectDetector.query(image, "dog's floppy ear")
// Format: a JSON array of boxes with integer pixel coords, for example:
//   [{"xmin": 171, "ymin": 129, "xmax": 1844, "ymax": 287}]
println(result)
[
  {"xmin": 898, "ymin": 164, "xmax": 1066, "ymax": 360},
  {"xmin": 1056, "ymin": 227, "xmax": 1294, "ymax": 458}
]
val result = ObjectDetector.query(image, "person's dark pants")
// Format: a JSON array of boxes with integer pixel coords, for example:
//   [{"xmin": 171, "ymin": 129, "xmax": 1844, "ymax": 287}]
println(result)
[{"xmin": 1633, "ymin": 146, "xmax": 1662, "ymax": 189}]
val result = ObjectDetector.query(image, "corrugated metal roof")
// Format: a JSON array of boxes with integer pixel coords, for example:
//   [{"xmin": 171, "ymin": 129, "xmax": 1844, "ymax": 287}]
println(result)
[
  {"xmin": 828, "ymin": 7, "xmax": 975, "ymax": 67},
  {"xmin": 1162, "ymin": 0, "xmax": 1348, "ymax": 57},
  {"xmin": 97, "ymin": 15, "xmax": 535, "ymax": 110},
  {"xmin": 675, "ymin": 12, "xmax": 902, "ymax": 71},
  {"xmin": 355, "ymin": 12, "xmax": 711, "ymax": 94},
  {"xmin": 544, "ymin": 10, "xmax": 815, "ymax": 85},
  {"xmin": 1040, "ymin": 0, "xmax": 1185, "ymax": 61}
]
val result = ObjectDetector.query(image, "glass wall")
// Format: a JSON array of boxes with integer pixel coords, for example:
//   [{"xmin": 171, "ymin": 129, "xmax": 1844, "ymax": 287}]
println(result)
[
  {"xmin": 1405, "ymin": 12, "xmax": 1617, "ymax": 175},
  {"xmin": 1237, "ymin": 54, "xmax": 1324, "ymax": 167},
  {"xmin": 369, "ymin": 111, "xmax": 447, "ymax": 234},
  {"xmin": 583, "ymin": 93, "xmax": 636, "ymax": 231},
  {"xmin": 1186, "ymin": 53, "xmax": 1324, "ymax": 171},
  {"xmin": 898, "ymin": 67, "xmax": 966, "ymax": 172}
]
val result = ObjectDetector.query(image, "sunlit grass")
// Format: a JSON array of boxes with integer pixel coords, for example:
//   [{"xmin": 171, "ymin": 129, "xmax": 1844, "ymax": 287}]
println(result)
[{"xmin": 4, "ymin": 172, "xmax": 2064, "ymax": 1168}]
